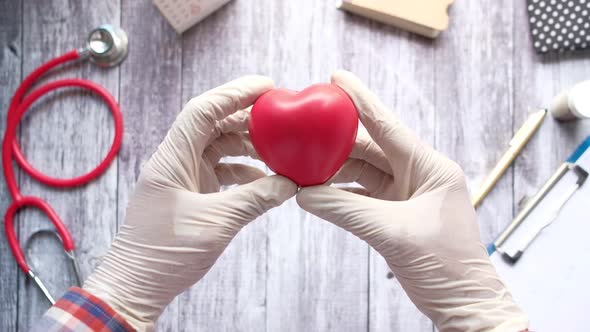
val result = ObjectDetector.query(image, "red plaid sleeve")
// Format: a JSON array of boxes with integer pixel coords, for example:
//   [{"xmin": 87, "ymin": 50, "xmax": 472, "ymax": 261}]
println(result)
[{"xmin": 30, "ymin": 287, "xmax": 135, "ymax": 332}]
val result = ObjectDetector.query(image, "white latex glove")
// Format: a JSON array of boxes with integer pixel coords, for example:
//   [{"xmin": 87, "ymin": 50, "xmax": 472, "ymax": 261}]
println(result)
[
  {"xmin": 297, "ymin": 70, "xmax": 528, "ymax": 332},
  {"xmin": 84, "ymin": 76, "xmax": 297, "ymax": 331}
]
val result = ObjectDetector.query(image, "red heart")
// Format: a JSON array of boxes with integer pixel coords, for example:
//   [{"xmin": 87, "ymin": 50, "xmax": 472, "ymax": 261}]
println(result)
[{"xmin": 249, "ymin": 83, "xmax": 358, "ymax": 186}]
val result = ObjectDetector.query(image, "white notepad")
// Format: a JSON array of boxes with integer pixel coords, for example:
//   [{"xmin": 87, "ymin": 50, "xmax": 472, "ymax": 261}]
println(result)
[{"xmin": 490, "ymin": 140, "xmax": 590, "ymax": 331}]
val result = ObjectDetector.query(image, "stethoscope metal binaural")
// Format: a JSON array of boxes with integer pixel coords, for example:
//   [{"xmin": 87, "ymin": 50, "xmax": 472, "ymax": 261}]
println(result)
[{"xmin": 2, "ymin": 24, "xmax": 128, "ymax": 305}]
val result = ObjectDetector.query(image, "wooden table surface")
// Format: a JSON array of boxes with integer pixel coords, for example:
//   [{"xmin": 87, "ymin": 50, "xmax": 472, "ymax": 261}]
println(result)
[{"xmin": 1, "ymin": 1, "xmax": 589, "ymax": 331}]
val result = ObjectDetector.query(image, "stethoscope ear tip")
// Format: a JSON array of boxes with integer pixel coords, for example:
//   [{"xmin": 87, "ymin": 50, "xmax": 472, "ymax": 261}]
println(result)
[{"xmin": 86, "ymin": 24, "xmax": 128, "ymax": 68}]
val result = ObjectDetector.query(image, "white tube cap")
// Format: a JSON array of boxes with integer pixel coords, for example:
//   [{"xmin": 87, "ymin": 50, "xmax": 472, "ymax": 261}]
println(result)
[
  {"xmin": 568, "ymin": 80, "xmax": 590, "ymax": 119},
  {"xmin": 549, "ymin": 80, "xmax": 590, "ymax": 121}
]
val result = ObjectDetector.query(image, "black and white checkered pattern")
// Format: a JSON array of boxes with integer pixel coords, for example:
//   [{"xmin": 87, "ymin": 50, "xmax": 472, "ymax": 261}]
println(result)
[{"xmin": 527, "ymin": 0, "xmax": 590, "ymax": 53}]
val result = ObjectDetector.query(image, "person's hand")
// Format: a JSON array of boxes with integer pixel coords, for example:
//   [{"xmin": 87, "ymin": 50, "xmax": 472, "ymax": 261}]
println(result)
[
  {"xmin": 84, "ymin": 76, "xmax": 297, "ymax": 331},
  {"xmin": 296, "ymin": 70, "xmax": 528, "ymax": 332}
]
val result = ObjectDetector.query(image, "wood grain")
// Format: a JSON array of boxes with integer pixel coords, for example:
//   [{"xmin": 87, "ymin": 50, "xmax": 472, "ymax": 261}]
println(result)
[
  {"xmin": 1, "ymin": 0, "xmax": 590, "ymax": 331},
  {"xmin": 264, "ymin": 1, "xmax": 369, "ymax": 331},
  {"xmin": 0, "ymin": 1, "xmax": 22, "ymax": 331},
  {"xmin": 14, "ymin": 1, "xmax": 120, "ymax": 329},
  {"xmin": 118, "ymin": 0, "xmax": 183, "ymax": 330},
  {"xmin": 365, "ymin": 18, "xmax": 436, "ymax": 332},
  {"xmin": 434, "ymin": 0, "xmax": 515, "ymax": 245},
  {"xmin": 177, "ymin": 1, "xmax": 272, "ymax": 330}
]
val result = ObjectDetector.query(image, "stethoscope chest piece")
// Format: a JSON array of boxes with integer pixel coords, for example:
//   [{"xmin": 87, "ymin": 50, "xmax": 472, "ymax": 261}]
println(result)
[{"xmin": 86, "ymin": 24, "xmax": 128, "ymax": 67}]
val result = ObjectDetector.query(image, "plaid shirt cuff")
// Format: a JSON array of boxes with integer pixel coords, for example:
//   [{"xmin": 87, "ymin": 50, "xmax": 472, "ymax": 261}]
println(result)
[{"xmin": 31, "ymin": 287, "xmax": 135, "ymax": 332}]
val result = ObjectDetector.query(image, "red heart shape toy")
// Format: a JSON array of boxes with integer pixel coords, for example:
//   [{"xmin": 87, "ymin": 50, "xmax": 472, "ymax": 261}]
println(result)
[{"xmin": 249, "ymin": 83, "xmax": 358, "ymax": 186}]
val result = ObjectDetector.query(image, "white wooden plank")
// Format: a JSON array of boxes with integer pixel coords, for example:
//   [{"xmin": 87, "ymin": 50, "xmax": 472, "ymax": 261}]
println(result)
[
  {"xmin": 434, "ymin": 0, "xmax": 515, "ymax": 245},
  {"xmin": 16, "ymin": 1, "xmax": 120, "ymax": 328},
  {"xmin": 265, "ymin": 1, "xmax": 369, "ymax": 331},
  {"xmin": 0, "ymin": 1, "xmax": 22, "ymax": 331},
  {"xmin": 177, "ymin": 1, "xmax": 273, "ymax": 330},
  {"xmin": 118, "ymin": 1, "xmax": 183, "ymax": 330},
  {"xmin": 365, "ymin": 20, "xmax": 435, "ymax": 332}
]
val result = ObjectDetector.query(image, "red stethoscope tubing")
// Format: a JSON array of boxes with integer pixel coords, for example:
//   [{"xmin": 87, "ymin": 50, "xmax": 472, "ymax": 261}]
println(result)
[{"xmin": 2, "ymin": 49, "xmax": 123, "ymax": 274}]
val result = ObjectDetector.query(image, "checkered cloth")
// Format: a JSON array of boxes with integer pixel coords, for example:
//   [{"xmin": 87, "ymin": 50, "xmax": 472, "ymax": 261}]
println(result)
[{"xmin": 31, "ymin": 287, "xmax": 135, "ymax": 332}]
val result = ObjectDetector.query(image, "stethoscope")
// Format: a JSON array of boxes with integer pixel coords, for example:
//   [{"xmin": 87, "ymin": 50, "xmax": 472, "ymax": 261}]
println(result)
[{"xmin": 2, "ymin": 24, "xmax": 128, "ymax": 305}]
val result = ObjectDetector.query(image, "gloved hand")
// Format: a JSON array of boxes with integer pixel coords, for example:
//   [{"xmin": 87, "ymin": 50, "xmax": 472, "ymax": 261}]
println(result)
[
  {"xmin": 297, "ymin": 70, "xmax": 528, "ymax": 332},
  {"xmin": 84, "ymin": 76, "xmax": 297, "ymax": 331}
]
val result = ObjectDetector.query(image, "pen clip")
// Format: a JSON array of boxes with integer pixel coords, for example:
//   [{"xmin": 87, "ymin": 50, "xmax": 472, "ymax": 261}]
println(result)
[{"xmin": 497, "ymin": 164, "xmax": 588, "ymax": 264}]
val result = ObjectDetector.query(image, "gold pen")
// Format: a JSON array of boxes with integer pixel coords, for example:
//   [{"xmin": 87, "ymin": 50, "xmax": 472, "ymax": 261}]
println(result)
[{"xmin": 471, "ymin": 109, "xmax": 547, "ymax": 208}]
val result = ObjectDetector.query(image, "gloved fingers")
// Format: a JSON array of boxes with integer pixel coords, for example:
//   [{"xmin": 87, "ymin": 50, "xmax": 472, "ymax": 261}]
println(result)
[
  {"xmin": 296, "ymin": 185, "xmax": 386, "ymax": 234},
  {"xmin": 207, "ymin": 108, "xmax": 251, "ymax": 146},
  {"xmin": 210, "ymin": 175, "xmax": 297, "ymax": 224},
  {"xmin": 328, "ymin": 158, "xmax": 393, "ymax": 194},
  {"xmin": 331, "ymin": 70, "xmax": 425, "ymax": 165},
  {"xmin": 171, "ymin": 75, "xmax": 273, "ymax": 155},
  {"xmin": 339, "ymin": 187, "xmax": 371, "ymax": 196},
  {"xmin": 203, "ymin": 132, "xmax": 259, "ymax": 165},
  {"xmin": 218, "ymin": 107, "xmax": 251, "ymax": 133},
  {"xmin": 349, "ymin": 130, "xmax": 392, "ymax": 175},
  {"xmin": 215, "ymin": 163, "xmax": 266, "ymax": 186}
]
